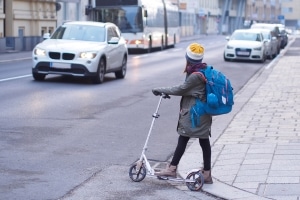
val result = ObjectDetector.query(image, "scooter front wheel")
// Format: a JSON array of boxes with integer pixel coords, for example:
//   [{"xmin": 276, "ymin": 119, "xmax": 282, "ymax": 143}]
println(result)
[
  {"xmin": 129, "ymin": 163, "xmax": 147, "ymax": 182},
  {"xmin": 185, "ymin": 170, "xmax": 204, "ymax": 191}
]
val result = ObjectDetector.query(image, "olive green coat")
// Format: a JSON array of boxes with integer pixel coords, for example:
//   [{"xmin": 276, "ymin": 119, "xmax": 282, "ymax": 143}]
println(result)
[{"xmin": 154, "ymin": 73, "xmax": 212, "ymax": 139}]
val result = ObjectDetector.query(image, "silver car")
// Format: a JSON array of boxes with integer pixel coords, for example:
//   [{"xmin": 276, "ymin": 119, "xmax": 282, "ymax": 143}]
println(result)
[
  {"xmin": 250, "ymin": 23, "xmax": 282, "ymax": 53},
  {"xmin": 258, "ymin": 29, "xmax": 279, "ymax": 59},
  {"xmin": 32, "ymin": 21, "xmax": 128, "ymax": 84}
]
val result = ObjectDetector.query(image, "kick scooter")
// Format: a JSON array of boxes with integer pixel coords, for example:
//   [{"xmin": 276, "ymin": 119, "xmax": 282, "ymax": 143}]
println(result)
[{"xmin": 129, "ymin": 94, "xmax": 204, "ymax": 191}]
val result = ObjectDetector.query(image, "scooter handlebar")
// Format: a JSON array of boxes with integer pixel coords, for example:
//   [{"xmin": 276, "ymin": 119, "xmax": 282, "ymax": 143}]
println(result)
[{"xmin": 161, "ymin": 93, "xmax": 170, "ymax": 99}]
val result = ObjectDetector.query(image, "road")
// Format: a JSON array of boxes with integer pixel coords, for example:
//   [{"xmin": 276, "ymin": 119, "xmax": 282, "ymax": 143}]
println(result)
[{"xmin": 0, "ymin": 35, "xmax": 273, "ymax": 200}]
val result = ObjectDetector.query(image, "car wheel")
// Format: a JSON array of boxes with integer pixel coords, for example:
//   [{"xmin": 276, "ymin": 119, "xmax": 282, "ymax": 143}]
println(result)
[
  {"xmin": 32, "ymin": 72, "xmax": 46, "ymax": 81},
  {"xmin": 147, "ymin": 36, "xmax": 152, "ymax": 53},
  {"xmin": 260, "ymin": 54, "xmax": 266, "ymax": 63},
  {"xmin": 115, "ymin": 56, "xmax": 127, "ymax": 79},
  {"xmin": 272, "ymin": 50, "xmax": 277, "ymax": 59},
  {"xmin": 277, "ymin": 47, "xmax": 280, "ymax": 55},
  {"xmin": 161, "ymin": 36, "xmax": 164, "ymax": 50},
  {"xmin": 92, "ymin": 58, "xmax": 105, "ymax": 84},
  {"xmin": 268, "ymin": 53, "xmax": 273, "ymax": 60}
]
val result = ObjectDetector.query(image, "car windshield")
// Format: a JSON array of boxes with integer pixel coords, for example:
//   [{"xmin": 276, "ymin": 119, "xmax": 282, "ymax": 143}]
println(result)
[
  {"xmin": 231, "ymin": 32, "xmax": 262, "ymax": 42},
  {"xmin": 93, "ymin": 6, "xmax": 143, "ymax": 33},
  {"xmin": 51, "ymin": 24, "xmax": 106, "ymax": 42}
]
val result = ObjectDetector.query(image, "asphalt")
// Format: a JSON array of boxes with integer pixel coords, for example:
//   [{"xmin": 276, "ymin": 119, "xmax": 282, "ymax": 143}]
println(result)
[
  {"xmin": 179, "ymin": 35, "xmax": 300, "ymax": 200},
  {"xmin": 1, "ymin": 35, "xmax": 300, "ymax": 200}
]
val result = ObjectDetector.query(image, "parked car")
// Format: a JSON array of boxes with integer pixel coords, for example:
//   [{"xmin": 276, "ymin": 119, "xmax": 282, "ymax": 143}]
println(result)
[
  {"xmin": 32, "ymin": 21, "xmax": 128, "ymax": 84},
  {"xmin": 250, "ymin": 23, "xmax": 282, "ymax": 51},
  {"xmin": 275, "ymin": 23, "xmax": 288, "ymax": 48},
  {"xmin": 257, "ymin": 29, "xmax": 278, "ymax": 59},
  {"xmin": 224, "ymin": 29, "xmax": 267, "ymax": 62}
]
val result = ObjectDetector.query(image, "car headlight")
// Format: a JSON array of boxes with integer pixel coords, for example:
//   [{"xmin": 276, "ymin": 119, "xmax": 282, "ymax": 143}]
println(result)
[
  {"xmin": 34, "ymin": 48, "xmax": 46, "ymax": 56},
  {"xmin": 253, "ymin": 47, "xmax": 262, "ymax": 50},
  {"xmin": 79, "ymin": 52, "xmax": 97, "ymax": 59},
  {"xmin": 226, "ymin": 45, "xmax": 234, "ymax": 49}
]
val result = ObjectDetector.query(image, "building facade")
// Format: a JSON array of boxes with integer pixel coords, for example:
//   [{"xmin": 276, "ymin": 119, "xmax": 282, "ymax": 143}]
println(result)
[
  {"xmin": 0, "ymin": 0, "xmax": 57, "ymax": 52},
  {"xmin": 281, "ymin": 0, "xmax": 300, "ymax": 31},
  {"xmin": 0, "ymin": 0, "xmax": 299, "ymax": 53},
  {"xmin": 244, "ymin": 0, "xmax": 282, "ymax": 26}
]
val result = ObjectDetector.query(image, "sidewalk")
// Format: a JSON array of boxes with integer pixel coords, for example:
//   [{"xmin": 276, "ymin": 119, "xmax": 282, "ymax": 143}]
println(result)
[{"xmin": 179, "ymin": 35, "xmax": 300, "ymax": 200}]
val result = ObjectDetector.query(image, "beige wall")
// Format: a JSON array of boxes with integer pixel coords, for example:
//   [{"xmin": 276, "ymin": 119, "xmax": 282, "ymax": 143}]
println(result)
[
  {"xmin": 5, "ymin": 0, "xmax": 56, "ymax": 37},
  {"xmin": 282, "ymin": 0, "xmax": 300, "ymax": 20}
]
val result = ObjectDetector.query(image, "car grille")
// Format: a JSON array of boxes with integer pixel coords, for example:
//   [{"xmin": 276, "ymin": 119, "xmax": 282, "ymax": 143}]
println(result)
[
  {"xmin": 38, "ymin": 65, "xmax": 86, "ymax": 74},
  {"xmin": 49, "ymin": 52, "xmax": 75, "ymax": 60},
  {"xmin": 235, "ymin": 48, "xmax": 251, "ymax": 57}
]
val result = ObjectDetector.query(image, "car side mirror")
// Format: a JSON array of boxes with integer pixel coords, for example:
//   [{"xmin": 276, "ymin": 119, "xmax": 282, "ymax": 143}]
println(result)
[
  {"xmin": 225, "ymin": 36, "xmax": 230, "ymax": 41},
  {"xmin": 43, "ymin": 33, "xmax": 50, "ymax": 40},
  {"xmin": 108, "ymin": 37, "xmax": 119, "ymax": 44}
]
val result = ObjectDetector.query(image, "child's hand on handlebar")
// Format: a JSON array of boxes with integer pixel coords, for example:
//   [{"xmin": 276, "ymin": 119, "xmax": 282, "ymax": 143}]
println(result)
[
  {"xmin": 152, "ymin": 89, "xmax": 162, "ymax": 96},
  {"xmin": 152, "ymin": 89, "xmax": 170, "ymax": 99}
]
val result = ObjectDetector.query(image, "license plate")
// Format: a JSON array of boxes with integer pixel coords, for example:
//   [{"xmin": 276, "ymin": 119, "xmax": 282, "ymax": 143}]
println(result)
[
  {"xmin": 237, "ymin": 51, "xmax": 250, "ymax": 56},
  {"xmin": 50, "ymin": 62, "xmax": 71, "ymax": 69}
]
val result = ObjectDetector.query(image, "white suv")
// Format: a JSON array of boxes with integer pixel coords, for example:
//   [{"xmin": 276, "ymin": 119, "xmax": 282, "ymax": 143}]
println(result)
[{"xmin": 32, "ymin": 21, "xmax": 128, "ymax": 84}]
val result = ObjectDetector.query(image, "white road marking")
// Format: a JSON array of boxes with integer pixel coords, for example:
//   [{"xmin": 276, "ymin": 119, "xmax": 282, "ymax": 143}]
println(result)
[
  {"xmin": 0, "ymin": 74, "xmax": 32, "ymax": 82},
  {"xmin": 0, "ymin": 57, "xmax": 31, "ymax": 63}
]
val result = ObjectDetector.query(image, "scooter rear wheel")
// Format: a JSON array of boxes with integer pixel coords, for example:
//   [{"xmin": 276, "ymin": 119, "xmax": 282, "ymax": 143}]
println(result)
[
  {"xmin": 129, "ymin": 163, "xmax": 146, "ymax": 182},
  {"xmin": 185, "ymin": 170, "xmax": 204, "ymax": 191}
]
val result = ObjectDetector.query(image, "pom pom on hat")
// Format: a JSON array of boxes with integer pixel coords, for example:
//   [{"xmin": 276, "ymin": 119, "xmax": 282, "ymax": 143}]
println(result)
[{"xmin": 185, "ymin": 43, "xmax": 204, "ymax": 63}]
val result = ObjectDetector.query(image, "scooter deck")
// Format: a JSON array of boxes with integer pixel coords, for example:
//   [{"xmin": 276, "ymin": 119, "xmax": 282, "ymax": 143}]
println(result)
[{"xmin": 156, "ymin": 175, "xmax": 195, "ymax": 183}]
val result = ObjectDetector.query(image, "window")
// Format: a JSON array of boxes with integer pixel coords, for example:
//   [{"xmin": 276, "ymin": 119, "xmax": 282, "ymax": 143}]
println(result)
[{"xmin": 282, "ymin": 7, "xmax": 293, "ymax": 14}]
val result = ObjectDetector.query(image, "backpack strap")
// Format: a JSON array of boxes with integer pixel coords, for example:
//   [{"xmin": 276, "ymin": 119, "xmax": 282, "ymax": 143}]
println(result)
[
  {"xmin": 200, "ymin": 66, "xmax": 213, "ymax": 95},
  {"xmin": 192, "ymin": 71, "xmax": 207, "ymax": 83},
  {"xmin": 201, "ymin": 66, "xmax": 213, "ymax": 82}
]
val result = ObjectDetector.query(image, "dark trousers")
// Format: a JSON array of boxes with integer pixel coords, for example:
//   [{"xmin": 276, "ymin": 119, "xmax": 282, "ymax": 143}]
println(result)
[{"xmin": 170, "ymin": 135, "xmax": 211, "ymax": 171}]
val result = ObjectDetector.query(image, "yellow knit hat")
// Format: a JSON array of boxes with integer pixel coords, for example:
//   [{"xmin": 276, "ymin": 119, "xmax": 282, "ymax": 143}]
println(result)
[{"xmin": 186, "ymin": 43, "xmax": 205, "ymax": 63}]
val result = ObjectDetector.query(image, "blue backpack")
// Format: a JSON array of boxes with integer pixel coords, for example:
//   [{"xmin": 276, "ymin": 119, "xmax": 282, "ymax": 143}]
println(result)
[{"xmin": 190, "ymin": 66, "xmax": 234, "ymax": 127}]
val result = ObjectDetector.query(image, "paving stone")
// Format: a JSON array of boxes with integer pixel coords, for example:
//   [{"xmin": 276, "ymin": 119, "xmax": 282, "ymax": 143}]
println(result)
[
  {"xmin": 274, "ymin": 155, "xmax": 300, "ymax": 160},
  {"xmin": 266, "ymin": 177, "xmax": 299, "ymax": 184},
  {"xmin": 271, "ymin": 160, "xmax": 300, "ymax": 170},
  {"xmin": 243, "ymin": 158, "xmax": 272, "ymax": 165},
  {"xmin": 239, "ymin": 164, "xmax": 271, "ymax": 170},
  {"xmin": 275, "ymin": 149, "xmax": 300, "ymax": 155},
  {"xmin": 266, "ymin": 195, "xmax": 299, "ymax": 200},
  {"xmin": 262, "ymin": 183, "xmax": 300, "ymax": 196},
  {"xmin": 234, "ymin": 175, "xmax": 268, "ymax": 183},
  {"xmin": 269, "ymin": 170, "xmax": 300, "ymax": 177},
  {"xmin": 237, "ymin": 169, "xmax": 269, "ymax": 176}
]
